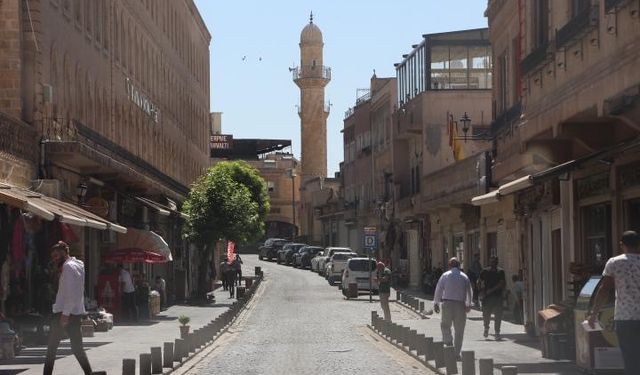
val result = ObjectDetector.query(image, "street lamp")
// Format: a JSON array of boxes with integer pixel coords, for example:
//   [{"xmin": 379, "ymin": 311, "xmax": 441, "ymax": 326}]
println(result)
[
  {"xmin": 288, "ymin": 168, "xmax": 297, "ymax": 238},
  {"xmin": 76, "ymin": 182, "xmax": 88, "ymax": 205},
  {"xmin": 459, "ymin": 112, "xmax": 471, "ymax": 141}
]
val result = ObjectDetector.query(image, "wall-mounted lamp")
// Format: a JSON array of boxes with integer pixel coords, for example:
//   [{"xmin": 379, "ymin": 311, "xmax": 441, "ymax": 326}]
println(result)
[
  {"xmin": 460, "ymin": 112, "xmax": 471, "ymax": 141},
  {"xmin": 76, "ymin": 182, "xmax": 88, "ymax": 204}
]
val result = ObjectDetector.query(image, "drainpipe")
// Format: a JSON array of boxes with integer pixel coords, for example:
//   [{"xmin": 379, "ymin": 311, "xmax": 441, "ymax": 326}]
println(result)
[{"xmin": 39, "ymin": 137, "xmax": 48, "ymax": 179}]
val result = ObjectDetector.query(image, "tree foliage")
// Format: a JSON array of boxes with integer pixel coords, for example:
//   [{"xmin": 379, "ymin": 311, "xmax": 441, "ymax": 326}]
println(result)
[{"xmin": 183, "ymin": 161, "xmax": 270, "ymax": 247}]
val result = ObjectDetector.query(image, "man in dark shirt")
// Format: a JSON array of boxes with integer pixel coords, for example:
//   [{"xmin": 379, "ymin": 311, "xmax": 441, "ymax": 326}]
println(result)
[{"xmin": 479, "ymin": 256, "xmax": 506, "ymax": 340}]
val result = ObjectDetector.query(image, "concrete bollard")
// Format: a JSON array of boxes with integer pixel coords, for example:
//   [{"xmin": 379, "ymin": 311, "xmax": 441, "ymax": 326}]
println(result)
[
  {"xmin": 401, "ymin": 327, "xmax": 411, "ymax": 348},
  {"xmin": 461, "ymin": 351, "xmax": 475, "ymax": 375},
  {"xmin": 163, "ymin": 342, "xmax": 174, "ymax": 368},
  {"xmin": 122, "ymin": 358, "xmax": 136, "ymax": 375},
  {"xmin": 479, "ymin": 358, "xmax": 494, "ymax": 375},
  {"xmin": 150, "ymin": 346, "xmax": 162, "ymax": 374},
  {"xmin": 409, "ymin": 329, "xmax": 418, "ymax": 351},
  {"xmin": 416, "ymin": 334, "xmax": 426, "ymax": 356},
  {"xmin": 371, "ymin": 311, "xmax": 378, "ymax": 327},
  {"xmin": 420, "ymin": 301, "xmax": 425, "ymax": 312},
  {"xmin": 174, "ymin": 338, "xmax": 186, "ymax": 360},
  {"xmin": 501, "ymin": 366, "xmax": 518, "ymax": 375},
  {"xmin": 254, "ymin": 266, "xmax": 261, "ymax": 277},
  {"xmin": 433, "ymin": 341, "xmax": 445, "ymax": 368},
  {"xmin": 443, "ymin": 346, "xmax": 458, "ymax": 374},
  {"xmin": 139, "ymin": 353, "xmax": 152, "ymax": 375},
  {"xmin": 396, "ymin": 290, "xmax": 400, "ymax": 301},
  {"xmin": 424, "ymin": 336, "xmax": 434, "ymax": 361}
]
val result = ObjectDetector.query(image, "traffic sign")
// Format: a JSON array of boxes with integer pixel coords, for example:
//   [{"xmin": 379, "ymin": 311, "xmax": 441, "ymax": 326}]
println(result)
[{"xmin": 363, "ymin": 226, "xmax": 378, "ymax": 251}]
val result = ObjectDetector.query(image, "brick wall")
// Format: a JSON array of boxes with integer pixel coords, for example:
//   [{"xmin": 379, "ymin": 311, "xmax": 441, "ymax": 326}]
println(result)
[{"xmin": 0, "ymin": 0, "xmax": 22, "ymax": 117}]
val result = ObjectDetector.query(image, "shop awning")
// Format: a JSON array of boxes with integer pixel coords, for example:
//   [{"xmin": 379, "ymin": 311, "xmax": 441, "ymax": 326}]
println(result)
[
  {"xmin": 115, "ymin": 228, "xmax": 172, "ymax": 261},
  {"xmin": 0, "ymin": 183, "xmax": 126, "ymax": 233},
  {"xmin": 102, "ymin": 249, "xmax": 168, "ymax": 264},
  {"xmin": 471, "ymin": 190, "xmax": 500, "ymax": 206},
  {"xmin": 498, "ymin": 175, "xmax": 533, "ymax": 196},
  {"xmin": 135, "ymin": 196, "xmax": 189, "ymax": 220}
]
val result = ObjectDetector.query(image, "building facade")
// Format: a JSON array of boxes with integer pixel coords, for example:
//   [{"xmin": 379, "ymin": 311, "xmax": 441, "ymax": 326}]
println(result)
[{"xmin": 484, "ymin": 0, "xmax": 640, "ymax": 330}]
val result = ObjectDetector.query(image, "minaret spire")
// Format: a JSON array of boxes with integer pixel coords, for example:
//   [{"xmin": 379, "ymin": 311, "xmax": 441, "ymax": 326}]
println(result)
[{"xmin": 309, "ymin": 11, "xmax": 313, "ymax": 24}]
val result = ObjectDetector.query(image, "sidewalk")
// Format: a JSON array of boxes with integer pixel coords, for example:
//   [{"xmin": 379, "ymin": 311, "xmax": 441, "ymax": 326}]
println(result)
[
  {"xmin": 0, "ymin": 279, "xmax": 248, "ymax": 375},
  {"xmin": 391, "ymin": 287, "xmax": 583, "ymax": 375}
]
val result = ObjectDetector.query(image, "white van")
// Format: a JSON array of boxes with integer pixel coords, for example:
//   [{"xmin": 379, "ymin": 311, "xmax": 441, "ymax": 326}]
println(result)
[{"xmin": 341, "ymin": 257, "xmax": 379, "ymax": 293}]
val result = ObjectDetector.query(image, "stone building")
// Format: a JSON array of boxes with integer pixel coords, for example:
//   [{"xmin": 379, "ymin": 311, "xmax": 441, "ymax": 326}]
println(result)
[
  {"xmin": 389, "ymin": 28, "xmax": 492, "ymax": 288},
  {"xmin": 0, "ymin": 0, "xmax": 210, "ymax": 309},
  {"xmin": 482, "ymin": 0, "xmax": 640, "ymax": 330}
]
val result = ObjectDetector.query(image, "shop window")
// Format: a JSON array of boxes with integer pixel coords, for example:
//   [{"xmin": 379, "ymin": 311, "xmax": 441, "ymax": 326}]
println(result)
[
  {"xmin": 486, "ymin": 232, "xmax": 498, "ymax": 263},
  {"xmin": 454, "ymin": 234, "xmax": 464, "ymax": 269},
  {"xmin": 581, "ymin": 203, "xmax": 612, "ymax": 269},
  {"xmin": 624, "ymin": 199, "xmax": 640, "ymax": 232}
]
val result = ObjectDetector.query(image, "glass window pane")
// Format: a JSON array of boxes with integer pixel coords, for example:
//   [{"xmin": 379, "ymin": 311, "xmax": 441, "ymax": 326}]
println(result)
[
  {"xmin": 430, "ymin": 46, "xmax": 449, "ymax": 90},
  {"xmin": 449, "ymin": 46, "xmax": 468, "ymax": 89}
]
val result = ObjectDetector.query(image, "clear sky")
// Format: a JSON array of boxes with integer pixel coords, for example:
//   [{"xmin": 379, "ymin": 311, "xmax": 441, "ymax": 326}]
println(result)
[{"xmin": 193, "ymin": 1, "xmax": 488, "ymax": 176}]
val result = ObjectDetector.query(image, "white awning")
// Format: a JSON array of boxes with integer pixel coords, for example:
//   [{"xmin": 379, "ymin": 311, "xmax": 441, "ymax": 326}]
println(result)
[
  {"xmin": 498, "ymin": 175, "xmax": 533, "ymax": 196},
  {"xmin": 471, "ymin": 190, "xmax": 500, "ymax": 206}
]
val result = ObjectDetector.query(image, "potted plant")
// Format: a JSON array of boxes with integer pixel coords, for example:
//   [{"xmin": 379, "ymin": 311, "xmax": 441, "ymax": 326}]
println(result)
[{"xmin": 178, "ymin": 315, "xmax": 190, "ymax": 338}]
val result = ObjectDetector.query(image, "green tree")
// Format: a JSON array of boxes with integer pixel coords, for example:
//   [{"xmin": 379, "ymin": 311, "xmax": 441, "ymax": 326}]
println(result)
[{"xmin": 183, "ymin": 161, "xmax": 270, "ymax": 298}]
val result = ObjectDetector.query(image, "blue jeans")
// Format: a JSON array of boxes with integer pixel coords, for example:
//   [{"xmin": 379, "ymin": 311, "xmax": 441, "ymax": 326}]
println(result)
[{"xmin": 615, "ymin": 320, "xmax": 640, "ymax": 375}]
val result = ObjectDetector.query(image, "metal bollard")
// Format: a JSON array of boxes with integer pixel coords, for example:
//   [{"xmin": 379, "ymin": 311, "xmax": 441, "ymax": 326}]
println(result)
[
  {"xmin": 433, "ymin": 341, "xmax": 445, "ymax": 368},
  {"xmin": 254, "ymin": 266, "xmax": 261, "ymax": 277},
  {"xmin": 150, "ymin": 346, "xmax": 162, "ymax": 374},
  {"xmin": 122, "ymin": 358, "xmax": 136, "ymax": 375},
  {"xmin": 420, "ymin": 301, "xmax": 425, "ymax": 312},
  {"xmin": 163, "ymin": 342, "xmax": 174, "ymax": 368},
  {"xmin": 139, "ymin": 353, "xmax": 152, "ymax": 375},
  {"xmin": 443, "ymin": 346, "xmax": 458, "ymax": 374},
  {"xmin": 424, "ymin": 337, "xmax": 434, "ymax": 361},
  {"xmin": 479, "ymin": 358, "xmax": 494, "ymax": 375},
  {"xmin": 501, "ymin": 366, "xmax": 518, "ymax": 375},
  {"xmin": 416, "ymin": 334, "xmax": 426, "ymax": 356},
  {"xmin": 461, "ymin": 351, "xmax": 475, "ymax": 375},
  {"xmin": 174, "ymin": 338, "xmax": 186, "ymax": 360},
  {"xmin": 396, "ymin": 290, "xmax": 400, "ymax": 301}
]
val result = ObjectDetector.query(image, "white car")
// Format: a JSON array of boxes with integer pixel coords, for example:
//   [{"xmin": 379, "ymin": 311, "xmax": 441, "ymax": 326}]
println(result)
[
  {"xmin": 326, "ymin": 252, "xmax": 358, "ymax": 285},
  {"xmin": 317, "ymin": 247, "xmax": 352, "ymax": 276},
  {"xmin": 341, "ymin": 258, "xmax": 379, "ymax": 297},
  {"xmin": 310, "ymin": 251, "xmax": 324, "ymax": 272}
]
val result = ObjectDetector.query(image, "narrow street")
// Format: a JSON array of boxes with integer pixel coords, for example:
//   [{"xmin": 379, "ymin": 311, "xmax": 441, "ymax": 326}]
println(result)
[{"xmin": 177, "ymin": 255, "xmax": 430, "ymax": 375}]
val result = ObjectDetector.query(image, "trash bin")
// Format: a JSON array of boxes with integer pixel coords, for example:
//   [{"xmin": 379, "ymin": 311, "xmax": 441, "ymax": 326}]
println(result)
[
  {"xmin": 245, "ymin": 278, "xmax": 253, "ymax": 289},
  {"xmin": 537, "ymin": 306, "xmax": 569, "ymax": 359},
  {"xmin": 548, "ymin": 333, "xmax": 574, "ymax": 360},
  {"xmin": 236, "ymin": 286, "xmax": 246, "ymax": 298}
]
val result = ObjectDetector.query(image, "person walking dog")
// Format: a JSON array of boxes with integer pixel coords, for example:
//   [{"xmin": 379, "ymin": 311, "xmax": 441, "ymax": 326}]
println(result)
[{"xmin": 433, "ymin": 257, "xmax": 473, "ymax": 359}]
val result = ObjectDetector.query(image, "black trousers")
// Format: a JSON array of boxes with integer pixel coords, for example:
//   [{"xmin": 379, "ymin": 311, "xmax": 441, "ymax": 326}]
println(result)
[
  {"xmin": 482, "ymin": 297, "xmax": 503, "ymax": 334},
  {"xmin": 122, "ymin": 291, "xmax": 138, "ymax": 321},
  {"xmin": 43, "ymin": 313, "xmax": 92, "ymax": 375},
  {"xmin": 616, "ymin": 320, "xmax": 640, "ymax": 375},
  {"xmin": 225, "ymin": 271, "xmax": 236, "ymax": 297}
]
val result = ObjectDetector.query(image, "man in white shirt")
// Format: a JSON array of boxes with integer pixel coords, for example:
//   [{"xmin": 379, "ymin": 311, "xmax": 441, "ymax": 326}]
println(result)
[
  {"xmin": 118, "ymin": 265, "xmax": 137, "ymax": 321},
  {"xmin": 433, "ymin": 257, "xmax": 473, "ymax": 359},
  {"xmin": 44, "ymin": 241, "xmax": 101, "ymax": 375},
  {"xmin": 589, "ymin": 230, "xmax": 640, "ymax": 375}
]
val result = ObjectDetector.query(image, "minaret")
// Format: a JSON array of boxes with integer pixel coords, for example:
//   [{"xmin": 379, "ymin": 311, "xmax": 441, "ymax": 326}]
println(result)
[{"xmin": 293, "ymin": 12, "xmax": 331, "ymax": 182}]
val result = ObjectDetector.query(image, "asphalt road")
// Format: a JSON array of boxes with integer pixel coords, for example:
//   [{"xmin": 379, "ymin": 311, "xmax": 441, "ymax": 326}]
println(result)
[{"xmin": 178, "ymin": 255, "xmax": 432, "ymax": 375}]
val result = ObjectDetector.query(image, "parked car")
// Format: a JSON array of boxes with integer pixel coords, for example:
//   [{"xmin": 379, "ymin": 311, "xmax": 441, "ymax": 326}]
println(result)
[
  {"xmin": 284, "ymin": 243, "xmax": 308, "ymax": 265},
  {"xmin": 310, "ymin": 251, "xmax": 325, "ymax": 272},
  {"xmin": 258, "ymin": 238, "xmax": 290, "ymax": 261},
  {"xmin": 341, "ymin": 257, "xmax": 379, "ymax": 297},
  {"xmin": 277, "ymin": 243, "xmax": 306, "ymax": 265},
  {"xmin": 296, "ymin": 246, "xmax": 324, "ymax": 268},
  {"xmin": 325, "ymin": 252, "xmax": 358, "ymax": 285},
  {"xmin": 317, "ymin": 247, "xmax": 352, "ymax": 276}
]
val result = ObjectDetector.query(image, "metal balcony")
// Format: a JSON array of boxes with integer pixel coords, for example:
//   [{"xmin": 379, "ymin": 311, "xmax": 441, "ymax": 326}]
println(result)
[
  {"xmin": 491, "ymin": 102, "xmax": 522, "ymax": 135},
  {"xmin": 292, "ymin": 65, "xmax": 331, "ymax": 81},
  {"xmin": 555, "ymin": 4, "xmax": 599, "ymax": 49},
  {"xmin": 520, "ymin": 42, "xmax": 551, "ymax": 76},
  {"xmin": 0, "ymin": 113, "xmax": 38, "ymax": 162}
]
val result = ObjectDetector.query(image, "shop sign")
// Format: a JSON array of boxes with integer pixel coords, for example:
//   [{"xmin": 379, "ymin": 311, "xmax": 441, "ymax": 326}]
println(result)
[
  {"xmin": 210, "ymin": 134, "xmax": 233, "ymax": 150},
  {"xmin": 619, "ymin": 161, "xmax": 640, "ymax": 189},
  {"xmin": 125, "ymin": 78, "xmax": 160, "ymax": 123},
  {"xmin": 576, "ymin": 173, "xmax": 609, "ymax": 200}
]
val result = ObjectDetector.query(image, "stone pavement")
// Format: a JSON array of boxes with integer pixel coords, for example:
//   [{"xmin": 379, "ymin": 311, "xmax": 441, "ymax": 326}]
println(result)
[
  {"xmin": 386, "ymin": 288, "xmax": 584, "ymax": 375},
  {"xmin": 0, "ymin": 277, "xmax": 250, "ymax": 375}
]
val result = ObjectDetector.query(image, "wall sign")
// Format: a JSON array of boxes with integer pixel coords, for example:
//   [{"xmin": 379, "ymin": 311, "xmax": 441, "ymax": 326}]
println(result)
[
  {"xmin": 126, "ymin": 78, "xmax": 159, "ymax": 123},
  {"xmin": 210, "ymin": 134, "xmax": 233, "ymax": 150},
  {"xmin": 576, "ymin": 173, "xmax": 609, "ymax": 200}
]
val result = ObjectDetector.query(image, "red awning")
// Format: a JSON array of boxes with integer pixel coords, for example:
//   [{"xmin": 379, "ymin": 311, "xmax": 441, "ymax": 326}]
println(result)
[{"xmin": 102, "ymin": 249, "xmax": 168, "ymax": 264}]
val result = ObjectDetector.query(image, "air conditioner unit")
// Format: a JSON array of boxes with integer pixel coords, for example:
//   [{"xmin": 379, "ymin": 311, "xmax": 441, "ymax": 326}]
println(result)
[{"xmin": 32, "ymin": 179, "xmax": 61, "ymax": 199}]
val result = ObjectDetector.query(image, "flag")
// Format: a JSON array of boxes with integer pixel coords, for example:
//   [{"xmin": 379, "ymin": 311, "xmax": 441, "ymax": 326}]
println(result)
[
  {"xmin": 452, "ymin": 124, "xmax": 465, "ymax": 161},
  {"xmin": 227, "ymin": 241, "xmax": 236, "ymax": 262}
]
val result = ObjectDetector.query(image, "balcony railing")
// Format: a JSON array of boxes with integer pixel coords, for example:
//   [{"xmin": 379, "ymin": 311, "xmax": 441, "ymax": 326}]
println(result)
[
  {"xmin": 604, "ymin": 0, "xmax": 626, "ymax": 13},
  {"xmin": 291, "ymin": 65, "xmax": 331, "ymax": 81},
  {"xmin": 491, "ymin": 102, "xmax": 522, "ymax": 135},
  {"xmin": 520, "ymin": 42, "xmax": 551, "ymax": 76},
  {"xmin": 555, "ymin": 4, "xmax": 599, "ymax": 49},
  {"xmin": 0, "ymin": 113, "xmax": 38, "ymax": 162}
]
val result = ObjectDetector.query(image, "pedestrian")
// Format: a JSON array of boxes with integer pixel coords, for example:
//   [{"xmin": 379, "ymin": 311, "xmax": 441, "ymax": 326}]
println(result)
[
  {"xmin": 511, "ymin": 274, "xmax": 524, "ymax": 324},
  {"xmin": 225, "ymin": 261, "xmax": 237, "ymax": 298},
  {"xmin": 375, "ymin": 262, "xmax": 392, "ymax": 321},
  {"xmin": 479, "ymin": 256, "xmax": 506, "ymax": 340},
  {"xmin": 469, "ymin": 253, "xmax": 482, "ymax": 306},
  {"xmin": 220, "ymin": 259, "xmax": 230, "ymax": 291},
  {"xmin": 44, "ymin": 241, "xmax": 105, "ymax": 375},
  {"xmin": 154, "ymin": 276, "xmax": 166, "ymax": 309},
  {"xmin": 135, "ymin": 273, "xmax": 150, "ymax": 320},
  {"xmin": 232, "ymin": 253, "xmax": 243, "ymax": 286},
  {"xmin": 433, "ymin": 257, "xmax": 473, "ymax": 359},
  {"xmin": 589, "ymin": 230, "xmax": 640, "ymax": 375},
  {"xmin": 118, "ymin": 265, "xmax": 137, "ymax": 322}
]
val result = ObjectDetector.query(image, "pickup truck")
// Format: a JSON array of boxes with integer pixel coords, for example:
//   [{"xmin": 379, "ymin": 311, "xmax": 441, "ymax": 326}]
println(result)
[{"xmin": 326, "ymin": 252, "xmax": 358, "ymax": 285}]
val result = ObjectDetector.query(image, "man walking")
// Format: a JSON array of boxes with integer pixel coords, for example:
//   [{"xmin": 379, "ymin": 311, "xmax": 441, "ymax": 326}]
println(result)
[
  {"xmin": 589, "ymin": 231, "xmax": 640, "ymax": 375},
  {"xmin": 433, "ymin": 257, "xmax": 473, "ymax": 359},
  {"xmin": 44, "ymin": 241, "xmax": 104, "ymax": 375},
  {"xmin": 479, "ymin": 256, "xmax": 506, "ymax": 340},
  {"xmin": 118, "ymin": 265, "xmax": 137, "ymax": 322},
  {"xmin": 469, "ymin": 253, "xmax": 482, "ymax": 306},
  {"xmin": 376, "ymin": 262, "xmax": 392, "ymax": 321}
]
